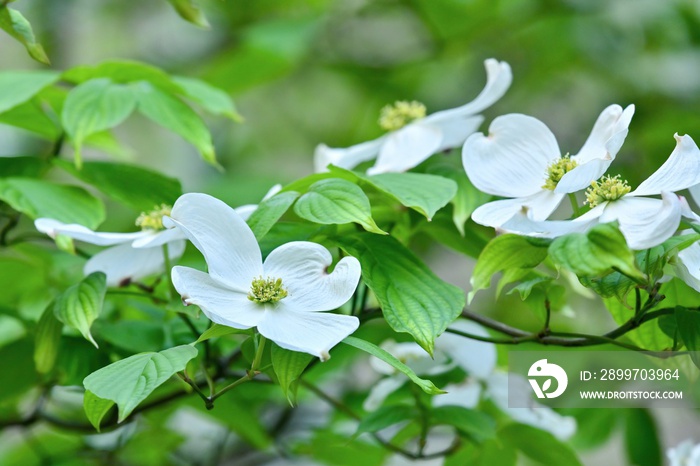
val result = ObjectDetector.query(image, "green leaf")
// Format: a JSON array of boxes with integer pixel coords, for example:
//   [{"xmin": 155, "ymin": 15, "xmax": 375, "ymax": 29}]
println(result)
[
  {"xmin": 469, "ymin": 234, "xmax": 549, "ymax": 303},
  {"xmin": 61, "ymin": 78, "xmax": 137, "ymax": 168},
  {"xmin": 0, "ymin": 156, "xmax": 46, "ymax": 178},
  {"xmin": 294, "ymin": 178, "xmax": 386, "ymax": 234},
  {"xmin": 83, "ymin": 345, "xmax": 198, "ymax": 422},
  {"xmin": 342, "ymin": 336, "xmax": 444, "ymax": 395},
  {"xmin": 173, "ymin": 76, "xmax": 241, "ymax": 121},
  {"xmin": 0, "ymin": 7, "xmax": 49, "ymax": 65},
  {"xmin": 675, "ymin": 306, "xmax": 700, "ymax": 369},
  {"xmin": 194, "ymin": 323, "xmax": 251, "ymax": 344},
  {"xmin": 271, "ymin": 343, "xmax": 313, "ymax": 405},
  {"xmin": 63, "ymin": 60, "xmax": 179, "ymax": 93},
  {"xmin": 83, "ymin": 390, "xmax": 115, "ymax": 432},
  {"xmin": 0, "ymin": 177, "xmax": 105, "ymax": 228},
  {"xmin": 431, "ymin": 405, "xmax": 495, "ymax": 441},
  {"xmin": 134, "ymin": 81, "xmax": 219, "ymax": 168},
  {"xmin": 338, "ymin": 234, "xmax": 464, "ymax": 354},
  {"xmin": 34, "ymin": 302, "xmax": 63, "ymax": 375},
  {"xmin": 363, "ymin": 172, "xmax": 457, "ymax": 220},
  {"xmin": 54, "ymin": 273, "xmax": 107, "ymax": 348},
  {"xmin": 624, "ymin": 409, "xmax": 662, "ymax": 466},
  {"xmin": 0, "ymin": 71, "xmax": 59, "ymax": 114},
  {"xmin": 549, "ymin": 222, "xmax": 645, "ymax": 282},
  {"xmin": 500, "ymin": 423, "xmax": 582, "ymax": 466},
  {"xmin": 247, "ymin": 191, "xmax": 299, "ymax": 240},
  {"xmin": 167, "ymin": 0, "xmax": 210, "ymax": 28},
  {"xmin": 355, "ymin": 404, "xmax": 415, "ymax": 437},
  {"xmin": 55, "ymin": 160, "xmax": 182, "ymax": 211}
]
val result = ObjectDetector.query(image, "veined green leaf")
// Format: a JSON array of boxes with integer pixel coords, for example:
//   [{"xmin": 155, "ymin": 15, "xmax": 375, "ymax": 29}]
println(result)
[
  {"xmin": 173, "ymin": 76, "xmax": 241, "ymax": 121},
  {"xmin": 0, "ymin": 71, "xmax": 59, "ymax": 114},
  {"xmin": 0, "ymin": 7, "xmax": 49, "ymax": 64},
  {"xmin": 83, "ymin": 345, "xmax": 198, "ymax": 422},
  {"xmin": 167, "ymin": 0, "xmax": 210, "ymax": 28},
  {"xmin": 134, "ymin": 81, "xmax": 219, "ymax": 168},
  {"xmin": 338, "ymin": 233, "xmax": 464, "ymax": 354},
  {"xmin": 469, "ymin": 234, "xmax": 549, "ymax": 303},
  {"xmin": 431, "ymin": 405, "xmax": 495, "ymax": 441},
  {"xmin": 63, "ymin": 60, "xmax": 179, "ymax": 93},
  {"xmin": 83, "ymin": 390, "xmax": 115, "ymax": 432},
  {"xmin": 55, "ymin": 273, "xmax": 107, "ymax": 348},
  {"xmin": 0, "ymin": 177, "xmax": 105, "ymax": 228},
  {"xmin": 61, "ymin": 78, "xmax": 137, "ymax": 168},
  {"xmin": 549, "ymin": 223, "xmax": 645, "ymax": 282},
  {"xmin": 675, "ymin": 306, "xmax": 700, "ymax": 369},
  {"xmin": 247, "ymin": 191, "xmax": 299, "ymax": 240},
  {"xmin": 271, "ymin": 343, "xmax": 313, "ymax": 405},
  {"xmin": 294, "ymin": 178, "xmax": 386, "ymax": 234},
  {"xmin": 55, "ymin": 160, "xmax": 182, "ymax": 211},
  {"xmin": 342, "ymin": 337, "xmax": 444, "ymax": 395},
  {"xmin": 34, "ymin": 302, "xmax": 63, "ymax": 375}
]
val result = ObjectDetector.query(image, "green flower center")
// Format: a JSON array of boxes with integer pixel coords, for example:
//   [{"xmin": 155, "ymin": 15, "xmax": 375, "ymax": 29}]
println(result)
[
  {"xmin": 585, "ymin": 175, "xmax": 631, "ymax": 207},
  {"xmin": 542, "ymin": 154, "xmax": 578, "ymax": 190},
  {"xmin": 248, "ymin": 276, "xmax": 288, "ymax": 304},
  {"xmin": 135, "ymin": 204, "xmax": 172, "ymax": 230},
  {"xmin": 379, "ymin": 100, "xmax": 427, "ymax": 131}
]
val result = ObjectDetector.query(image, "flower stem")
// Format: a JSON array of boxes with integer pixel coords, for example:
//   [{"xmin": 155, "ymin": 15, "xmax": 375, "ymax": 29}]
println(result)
[{"xmin": 568, "ymin": 193, "xmax": 581, "ymax": 217}]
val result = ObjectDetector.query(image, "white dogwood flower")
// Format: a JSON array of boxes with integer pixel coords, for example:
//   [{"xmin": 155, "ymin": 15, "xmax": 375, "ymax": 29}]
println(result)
[
  {"xmin": 499, "ymin": 134, "xmax": 700, "ymax": 250},
  {"xmin": 164, "ymin": 193, "xmax": 361, "ymax": 360},
  {"xmin": 35, "ymin": 205, "xmax": 186, "ymax": 287},
  {"xmin": 463, "ymin": 104, "xmax": 634, "ymax": 228},
  {"xmin": 667, "ymin": 439, "xmax": 700, "ymax": 466},
  {"xmin": 314, "ymin": 59, "xmax": 512, "ymax": 175}
]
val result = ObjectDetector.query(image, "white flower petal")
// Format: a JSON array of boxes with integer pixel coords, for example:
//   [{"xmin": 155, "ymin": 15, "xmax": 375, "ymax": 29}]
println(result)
[
  {"xmin": 257, "ymin": 308, "xmax": 359, "ymax": 360},
  {"xmin": 603, "ymin": 193, "xmax": 682, "ymax": 250},
  {"xmin": 367, "ymin": 124, "xmax": 442, "ymax": 175},
  {"xmin": 262, "ymin": 184, "xmax": 283, "ymax": 201},
  {"xmin": 263, "ymin": 241, "xmax": 361, "ymax": 312},
  {"xmin": 689, "ymin": 184, "xmax": 700, "ymax": 209},
  {"xmin": 462, "ymin": 114, "xmax": 560, "ymax": 197},
  {"xmin": 437, "ymin": 321, "xmax": 496, "ymax": 379},
  {"xmin": 499, "ymin": 204, "xmax": 602, "ymax": 238},
  {"xmin": 631, "ymin": 134, "xmax": 700, "ymax": 196},
  {"xmin": 35, "ymin": 218, "xmax": 150, "ymax": 246},
  {"xmin": 131, "ymin": 227, "xmax": 187, "ymax": 248},
  {"xmin": 313, "ymin": 138, "xmax": 384, "ymax": 173},
  {"xmin": 680, "ymin": 195, "xmax": 700, "ymax": 223},
  {"xmin": 572, "ymin": 104, "xmax": 634, "ymax": 164},
  {"xmin": 432, "ymin": 116, "xmax": 484, "ymax": 151},
  {"xmin": 234, "ymin": 204, "xmax": 257, "ymax": 221},
  {"xmin": 85, "ymin": 240, "xmax": 185, "ymax": 287},
  {"xmin": 165, "ymin": 193, "xmax": 263, "ymax": 292},
  {"xmin": 171, "ymin": 266, "xmax": 265, "ymax": 329},
  {"xmin": 363, "ymin": 376, "xmax": 406, "ymax": 412},
  {"xmin": 471, "ymin": 190, "xmax": 564, "ymax": 228},
  {"xmin": 676, "ymin": 242, "xmax": 700, "ymax": 293},
  {"xmin": 426, "ymin": 59, "xmax": 512, "ymax": 121}
]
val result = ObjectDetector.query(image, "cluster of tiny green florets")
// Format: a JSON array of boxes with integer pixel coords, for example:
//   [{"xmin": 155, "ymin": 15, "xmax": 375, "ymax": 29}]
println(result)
[
  {"xmin": 585, "ymin": 175, "xmax": 631, "ymax": 207},
  {"xmin": 378, "ymin": 100, "xmax": 427, "ymax": 131},
  {"xmin": 542, "ymin": 154, "xmax": 578, "ymax": 190},
  {"xmin": 247, "ymin": 276, "xmax": 288, "ymax": 304},
  {"xmin": 135, "ymin": 204, "xmax": 172, "ymax": 230}
]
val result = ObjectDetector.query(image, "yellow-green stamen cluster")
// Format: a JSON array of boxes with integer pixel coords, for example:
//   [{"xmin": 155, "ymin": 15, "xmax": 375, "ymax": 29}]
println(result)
[
  {"xmin": 248, "ymin": 276, "xmax": 288, "ymax": 304},
  {"xmin": 585, "ymin": 175, "xmax": 631, "ymax": 207},
  {"xmin": 542, "ymin": 155, "xmax": 578, "ymax": 190},
  {"xmin": 378, "ymin": 100, "xmax": 427, "ymax": 131},
  {"xmin": 135, "ymin": 204, "xmax": 172, "ymax": 230}
]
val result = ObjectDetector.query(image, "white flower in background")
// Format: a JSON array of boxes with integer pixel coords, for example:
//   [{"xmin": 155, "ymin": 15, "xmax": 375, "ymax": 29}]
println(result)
[
  {"xmin": 314, "ymin": 59, "xmax": 512, "ymax": 175},
  {"xmin": 165, "ymin": 193, "xmax": 361, "ymax": 360},
  {"xmin": 498, "ymin": 134, "xmax": 700, "ymax": 250},
  {"xmin": 462, "ymin": 104, "xmax": 634, "ymax": 228},
  {"xmin": 667, "ymin": 439, "xmax": 700, "ymax": 466},
  {"xmin": 364, "ymin": 321, "xmax": 576, "ymax": 441},
  {"xmin": 35, "ymin": 205, "xmax": 186, "ymax": 287}
]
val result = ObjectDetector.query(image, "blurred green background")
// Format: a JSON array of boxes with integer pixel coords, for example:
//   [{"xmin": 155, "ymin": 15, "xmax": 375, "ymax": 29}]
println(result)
[{"xmin": 2, "ymin": 0, "xmax": 700, "ymax": 464}]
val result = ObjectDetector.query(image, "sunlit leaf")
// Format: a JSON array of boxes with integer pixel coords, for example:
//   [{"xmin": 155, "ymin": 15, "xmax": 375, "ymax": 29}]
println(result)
[
  {"xmin": 0, "ymin": 7, "xmax": 49, "ymax": 64},
  {"xmin": 54, "ymin": 272, "xmax": 107, "ymax": 348}
]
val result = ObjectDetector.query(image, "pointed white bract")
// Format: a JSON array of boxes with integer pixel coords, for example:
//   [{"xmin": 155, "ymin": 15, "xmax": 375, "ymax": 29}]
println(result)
[
  {"xmin": 496, "ymin": 134, "xmax": 700, "ymax": 250},
  {"xmin": 462, "ymin": 104, "xmax": 634, "ymax": 228},
  {"xmin": 165, "ymin": 193, "xmax": 361, "ymax": 360},
  {"xmin": 314, "ymin": 59, "xmax": 512, "ymax": 174},
  {"xmin": 34, "ymin": 218, "xmax": 186, "ymax": 286}
]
